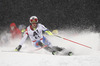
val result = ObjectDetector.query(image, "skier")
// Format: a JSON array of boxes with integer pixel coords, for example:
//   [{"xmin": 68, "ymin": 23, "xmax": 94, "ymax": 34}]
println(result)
[
  {"xmin": 15, "ymin": 16, "xmax": 73, "ymax": 56},
  {"xmin": 18, "ymin": 24, "xmax": 26, "ymax": 37},
  {"xmin": 10, "ymin": 23, "xmax": 21, "ymax": 39}
]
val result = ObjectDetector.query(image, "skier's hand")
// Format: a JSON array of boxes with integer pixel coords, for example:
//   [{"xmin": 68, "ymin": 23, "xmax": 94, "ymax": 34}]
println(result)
[
  {"xmin": 15, "ymin": 45, "xmax": 22, "ymax": 51},
  {"xmin": 52, "ymin": 30, "xmax": 58, "ymax": 35}
]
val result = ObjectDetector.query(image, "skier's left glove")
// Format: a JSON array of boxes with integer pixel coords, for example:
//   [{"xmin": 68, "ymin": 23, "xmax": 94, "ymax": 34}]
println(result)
[
  {"xmin": 45, "ymin": 31, "xmax": 53, "ymax": 36},
  {"xmin": 15, "ymin": 45, "xmax": 22, "ymax": 51}
]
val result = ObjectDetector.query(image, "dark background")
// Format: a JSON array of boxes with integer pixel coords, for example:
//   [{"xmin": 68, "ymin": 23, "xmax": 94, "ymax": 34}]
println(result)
[{"xmin": 0, "ymin": 0, "xmax": 100, "ymax": 32}]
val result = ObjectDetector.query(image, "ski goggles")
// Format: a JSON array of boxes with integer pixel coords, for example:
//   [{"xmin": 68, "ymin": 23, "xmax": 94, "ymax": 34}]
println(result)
[{"xmin": 30, "ymin": 19, "xmax": 38, "ymax": 23}]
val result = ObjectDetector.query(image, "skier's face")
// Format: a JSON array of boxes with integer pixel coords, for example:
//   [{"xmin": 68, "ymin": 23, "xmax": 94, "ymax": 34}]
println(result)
[
  {"xmin": 30, "ymin": 19, "xmax": 37, "ymax": 28},
  {"xmin": 30, "ymin": 19, "xmax": 38, "ymax": 28},
  {"xmin": 32, "ymin": 23, "xmax": 37, "ymax": 28},
  {"xmin": 11, "ymin": 26, "xmax": 15, "ymax": 30}
]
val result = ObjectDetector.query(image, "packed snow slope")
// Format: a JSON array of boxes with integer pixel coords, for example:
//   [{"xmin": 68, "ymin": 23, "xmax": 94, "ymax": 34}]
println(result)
[{"xmin": 0, "ymin": 29, "xmax": 100, "ymax": 66}]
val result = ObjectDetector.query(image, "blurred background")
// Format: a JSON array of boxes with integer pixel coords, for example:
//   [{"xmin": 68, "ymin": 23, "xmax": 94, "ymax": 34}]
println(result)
[{"xmin": 0, "ymin": 0, "xmax": 100, "ymax": 33}]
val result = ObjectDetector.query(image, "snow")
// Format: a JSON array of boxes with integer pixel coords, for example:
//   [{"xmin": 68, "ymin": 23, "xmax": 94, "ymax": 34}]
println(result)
[
  {"xmin": 0, "ymin": 30, "xmax": 100, "ymax": 66},
  {"xmin": 0, "ymin": 51, "xmax": 100, "ymax": 66}
]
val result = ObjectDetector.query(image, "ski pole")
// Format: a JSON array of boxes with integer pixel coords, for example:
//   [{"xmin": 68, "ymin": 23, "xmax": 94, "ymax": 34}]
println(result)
[{"xmin": 54, "ymin": 35, "xmax": 92, "ymax": 49}]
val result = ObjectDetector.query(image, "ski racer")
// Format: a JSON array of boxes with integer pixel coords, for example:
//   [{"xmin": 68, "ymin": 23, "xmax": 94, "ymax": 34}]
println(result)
[
  {"xmin": 15, "ymin": 16, "xmax": 72, "ymax": 56},
  {"xmin": 18, "ymin": 24, "xmax": 26, "ymax": 37},
  {"xmin": 10, "ymin": 23, "xmax": 21, "ymax": 39}
]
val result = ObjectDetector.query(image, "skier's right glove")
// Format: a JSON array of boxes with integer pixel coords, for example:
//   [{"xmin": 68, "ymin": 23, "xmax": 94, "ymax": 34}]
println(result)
[{"xmin": 15, "ymin": 45, "xmax": 22, "ymax": 51}]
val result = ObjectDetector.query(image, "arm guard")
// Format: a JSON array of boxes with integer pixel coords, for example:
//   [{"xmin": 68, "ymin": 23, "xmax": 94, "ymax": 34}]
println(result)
[{"xmin": 45, "ymin": 31, "xmax": 53, "ymax": 35}]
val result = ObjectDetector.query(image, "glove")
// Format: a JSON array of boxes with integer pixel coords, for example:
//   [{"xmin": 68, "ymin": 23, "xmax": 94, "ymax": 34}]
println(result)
[
  {"xmin": 15, "ymin": 45, "xmax": 22, "ymax": 51},
  {"xmin": 52, "ymin": 30, "xmax": 58, "ymax": 34}
]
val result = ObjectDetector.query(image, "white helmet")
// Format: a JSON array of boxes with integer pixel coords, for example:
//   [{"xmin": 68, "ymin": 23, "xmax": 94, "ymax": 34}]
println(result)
[{"xmin": 29, "ymin": 16, "xmax": 38, "ymax": 23}]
